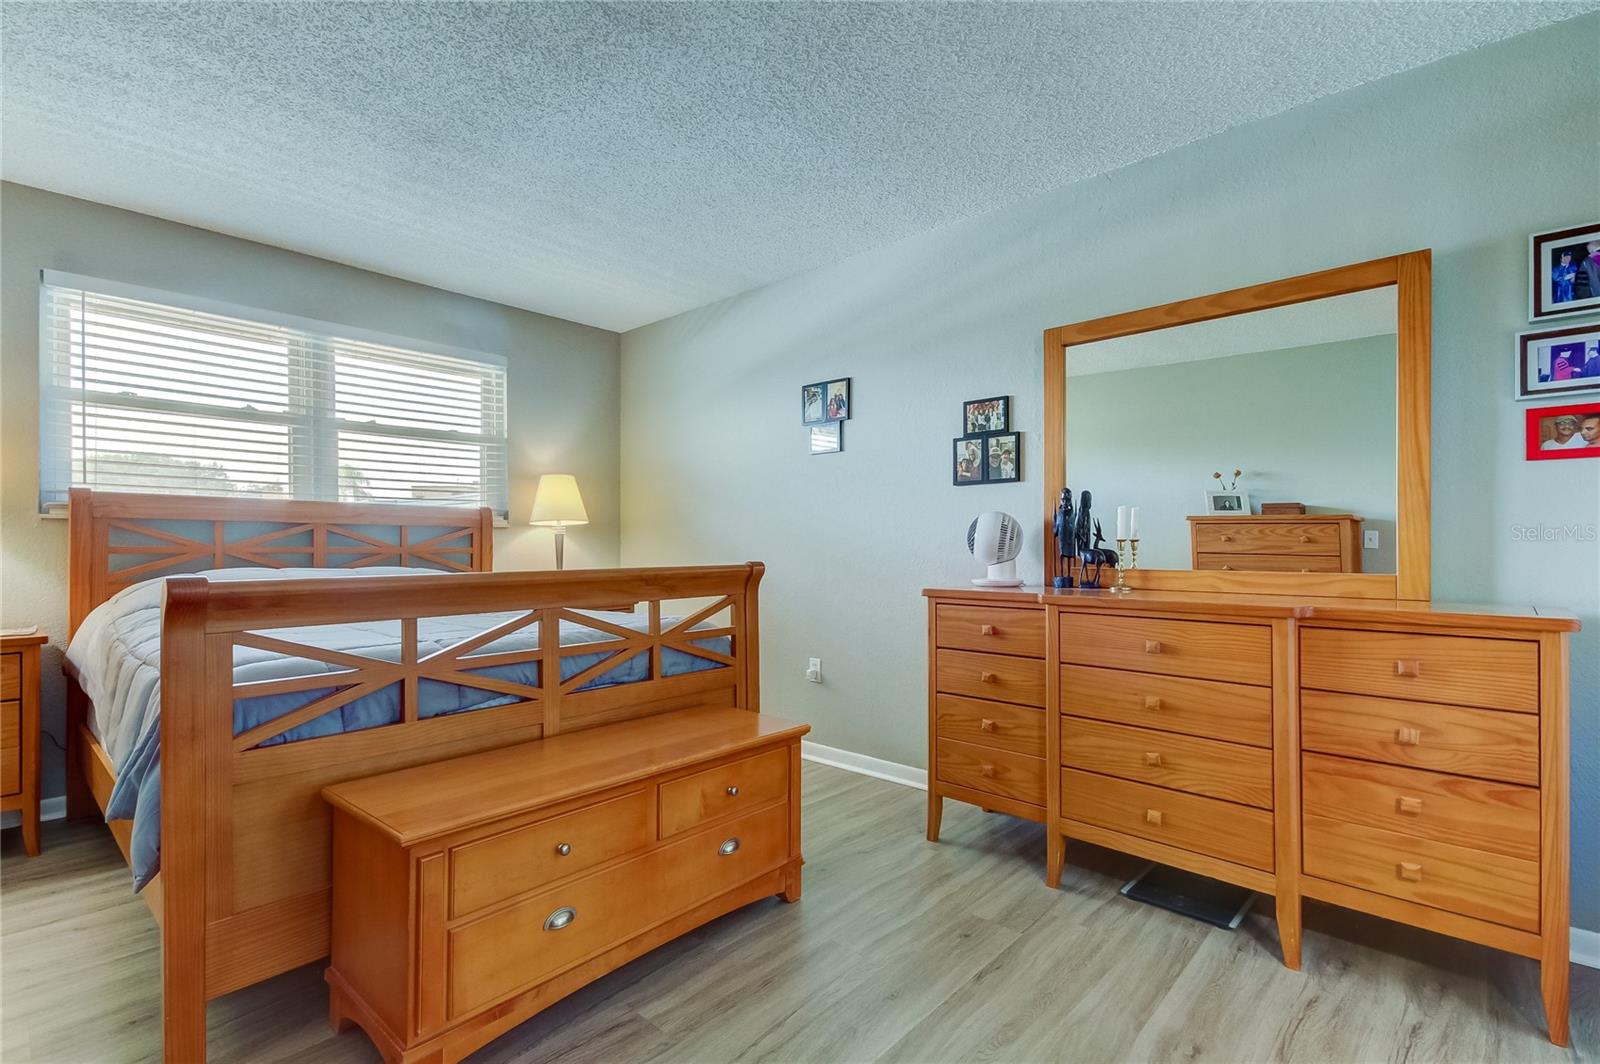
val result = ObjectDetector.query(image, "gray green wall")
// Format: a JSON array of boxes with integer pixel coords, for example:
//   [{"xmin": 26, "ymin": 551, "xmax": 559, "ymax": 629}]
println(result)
[
  {"xmin": 620, "ymin": 18, "xmax": 1600, "ymax": 929},
  {"xmin": 0, "ymin": 182, "xmax": 622, "ymax": 802},
  {"xmin": 1067, "ymin": 335, "xmax": 1398, "ymax": 571}
]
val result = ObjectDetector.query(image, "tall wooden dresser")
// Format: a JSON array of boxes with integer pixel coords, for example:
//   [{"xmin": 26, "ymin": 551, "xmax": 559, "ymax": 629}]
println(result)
[{"xmin": 923, "ymin": 585, "xmax": 1575, "ymax": 1046}]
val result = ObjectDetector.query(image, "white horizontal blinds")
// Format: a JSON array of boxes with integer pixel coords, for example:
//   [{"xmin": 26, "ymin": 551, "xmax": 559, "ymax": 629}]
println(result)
[{"xmin": 39, "ymin": 274, "xmax": 509, "ymax": 516}]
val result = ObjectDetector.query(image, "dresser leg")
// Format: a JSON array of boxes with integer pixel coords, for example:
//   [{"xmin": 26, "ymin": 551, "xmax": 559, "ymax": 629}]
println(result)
[
  {"xmin": 329, "ymin": 985, "xmax": 354, "ymax": 1034},
  {"xmin": 1274, "ymin": 887, "xmax": 1301, "ymax": 970},
  {"xmin": 20, "ymin": 806, "xmax": 39, "ymax": 857},
  {"xmin": 1541, "ymin": 952, "xmax": 1569, "ymax": 1046},
  {"xmin": 1046, "ymin": 830, "xmax": 1065, "ymax": 889},
  {"xmin": 926, "ymin": 792, "xmax": 943, "ymax": 842}
]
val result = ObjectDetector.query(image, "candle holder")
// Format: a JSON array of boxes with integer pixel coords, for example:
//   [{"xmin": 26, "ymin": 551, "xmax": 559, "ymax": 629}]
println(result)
[{"xmin": 1111, "ymin": 537, "xmax": 1140, "ymax": 593}]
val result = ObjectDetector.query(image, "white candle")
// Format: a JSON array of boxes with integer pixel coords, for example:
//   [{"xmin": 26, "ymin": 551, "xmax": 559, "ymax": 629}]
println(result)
[
  {"xmin": 1129, "ymin": 507, "xmax": 1142, "ymax": 539},
  {"xmin": 1116, "ymin": 506, "xmax": 1129, "ymax": 540}
]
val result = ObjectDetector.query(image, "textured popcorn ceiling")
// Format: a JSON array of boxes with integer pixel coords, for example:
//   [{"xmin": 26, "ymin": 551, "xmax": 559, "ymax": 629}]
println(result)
[{"xmin": 2, "ymin": 3, "xmax": 1592, "ymax": 332}]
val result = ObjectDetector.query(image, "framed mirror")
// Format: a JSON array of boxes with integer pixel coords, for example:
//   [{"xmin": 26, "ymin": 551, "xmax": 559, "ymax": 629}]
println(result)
[{"xmin": 1043, "ymin": 251, "xmax": 1431, "ymax": 600}]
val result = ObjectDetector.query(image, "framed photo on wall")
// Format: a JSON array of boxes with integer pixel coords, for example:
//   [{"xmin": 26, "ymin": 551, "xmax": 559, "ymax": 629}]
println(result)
[
  {"xmin": 1515, "ymin": 322, "xmax": 1600, "ymax": 401},
  {"xmin": 802, "ymin": 377, "xmax": 851, "ymax": 424},
  {"xmin": 1525, "ymin": 403, "xmax": 1600, "ymax": 460},
  {"xmin": 953, "ymin": 437, "xmax": 985, "ymax": 484},
  {"xmin": 985, "ymin": 432, "xmax": 1020, "ymax": 482},
  {"xmin": 963, "ymin": 395, "xmax": 1009, "ymax": 434},
  {"xmin": 1530, "ymin": 223, "xmax": 1600, "ymax": 321},
  {"xmin": 810, "ymin": 421, "xmax": 842, "ymax": 454}
]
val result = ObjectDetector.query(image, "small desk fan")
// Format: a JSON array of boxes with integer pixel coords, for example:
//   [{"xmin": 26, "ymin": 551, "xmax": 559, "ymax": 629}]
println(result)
[{"xmin": 968, "ymin": 511, "xmax": 1024, "ymax": 587}]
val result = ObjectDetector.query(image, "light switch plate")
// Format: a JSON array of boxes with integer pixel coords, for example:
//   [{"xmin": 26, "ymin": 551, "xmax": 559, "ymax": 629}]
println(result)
[{"xmin": 1364, "ymin": 530, "xmax": 1380, "ymax": 549}]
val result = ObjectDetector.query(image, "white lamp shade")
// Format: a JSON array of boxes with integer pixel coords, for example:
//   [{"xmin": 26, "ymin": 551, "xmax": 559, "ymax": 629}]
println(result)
[{"xmin": 529, "ymin": 474, "xmax": 589, "ymax": 526}]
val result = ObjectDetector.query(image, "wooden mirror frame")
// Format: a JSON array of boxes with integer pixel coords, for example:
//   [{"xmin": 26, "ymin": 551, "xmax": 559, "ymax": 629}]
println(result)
[{"xmin": 1043, "ymin": 250, "xmax": 1431, "ymax": 601}]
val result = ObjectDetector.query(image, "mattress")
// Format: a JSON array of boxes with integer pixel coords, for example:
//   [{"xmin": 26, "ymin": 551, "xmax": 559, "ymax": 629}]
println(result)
[{"xmin": 66, "ymin": 566, "xmax": 729, "ymax": 889}]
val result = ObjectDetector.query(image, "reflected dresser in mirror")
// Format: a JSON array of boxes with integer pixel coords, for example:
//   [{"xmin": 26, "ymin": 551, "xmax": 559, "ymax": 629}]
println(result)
[{"xmin": 924, "ymin": 251, "xmax": 1577, "ymax": 1046}]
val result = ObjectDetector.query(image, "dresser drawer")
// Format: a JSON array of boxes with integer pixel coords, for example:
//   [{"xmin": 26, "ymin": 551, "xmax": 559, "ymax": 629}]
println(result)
[
  {"xmin": 1060, "ymin": 718, "xmax": 1272, "ymax": 809},
  {"xmin": 1058, "ymin": 614, "xmax": 1271, "ymax": 687},
  {"xmin": 1195, "ymin": 552, "xmax": 1344, "ymax": 573},
  {"xmin": 0, "ymin": 655, "xmax": 18, "ymax": 702},
  {"xmin": 1303, "ymin": 753, "xmax": 1538, "ymax": 861},
  {"xmin": 1300, "ymin": 628, "xmax": 1538, "ymax": 713},
  {"xmin": 448, "ymin": 802, "xmax": 788, "ymax": 1020},
  {"xmin": 937, "ymin": 738, "xmax": 1045, "ymax": 807},
  {"xmin": 449, "ymin": 790, "xmax": 653, "ymax": 918},
  {"xmin": 1303, "ymin": 814, "xmax": 1538, "ymax": 932},
  {"xmin": 1301, "ymin": 691, "xmax": 1538, "ymax": 786},
  {"xmin": 1061, "ymin": 769, "xmax": 1273, "ymax": 871},
  {"xmin": 935, "ymin": 649, "xmax": 1045, "ymax": 707},
  {"xmin": 658, "ymin": 746, "xmax": 789, "ymax": 838},
  {"xmin": 1192, "ymin": 520, "xmax": 1342, "ymax": 556},
  {"xmin": 1059, "ymin": 665, "xmax": 1271, "ymax": 747},
  {"xmin": 935, "ymin": 604, "xmax": 1044, "ymax": 658},
  {"xmin": 935, "ymin": 694, "xmax": 1044, "ymax": 756},
  {"xmin": 0, "ymin": 701, "xmax": 18, "ymax": 797}
]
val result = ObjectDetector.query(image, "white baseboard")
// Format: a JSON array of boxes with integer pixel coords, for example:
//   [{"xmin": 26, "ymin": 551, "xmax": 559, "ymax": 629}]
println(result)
[
  {"xmin": 41, "ymin": 796, "xmax": 66, "ymax": 822},
  {"xmin": 799, "ymin": 740, "xmax": 1599, "ymax": 969},
  {"xmin": 801, "ymin": 740, "xmax": 926, "ymax": 791}
]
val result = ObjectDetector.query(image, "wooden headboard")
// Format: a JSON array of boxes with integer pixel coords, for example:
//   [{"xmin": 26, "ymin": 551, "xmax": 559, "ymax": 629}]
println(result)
[{"xmin": 67, "ymin": 488, "xmax": 494, "ymax": 636}]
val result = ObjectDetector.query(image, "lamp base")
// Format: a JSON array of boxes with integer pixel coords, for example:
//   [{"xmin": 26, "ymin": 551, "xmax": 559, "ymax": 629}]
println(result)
[{"xmin": 553, "ymin": 528, "xmax": 566, "ymax": 571}]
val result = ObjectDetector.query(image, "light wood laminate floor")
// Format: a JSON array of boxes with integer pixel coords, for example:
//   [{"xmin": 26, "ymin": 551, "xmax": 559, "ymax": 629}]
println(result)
[{"xmin": 2, "ymin": 762, "xmax": 1594, "ymax": 1063}]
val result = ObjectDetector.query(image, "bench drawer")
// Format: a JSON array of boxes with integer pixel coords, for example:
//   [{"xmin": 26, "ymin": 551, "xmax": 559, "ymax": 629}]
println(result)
[
  {"xmin": 1060, "ymin": 718, "xmax": 1272, "ymax": 809},
  {"xmin": 937, "ymin": 738, "xmax": 1045, "ymax": 807},
  {"xmin": 1195, "ymin": 552, "xmax": 1344, "ymax": 573},
  {"xmin": 1058, "ymin": 614, "xmax": 1271, "ymax": 687},
  {"xmin": 1302, "ymin": 753, "xmax": 1538, "ymax": 861},
  {"xmin": 1059, "ymin": 665, "xmax": 1271, "ymax": 748},
  {"xmin": 1303, "ymin": 814, "xmax": 1538, "ymax": 932},
  {"xmin": 1301, "ymin": 690, "xmax": 1538, "ymax": 786},
  {"xmin": 1301, "ymin": 628, "xmax": 1538, "ymax": 713},
  {"xmin": 1191, "ymin": 519, "xmax": 1343, "ymax": 556},
  {"xmin": 658, "ymin": 746, "xmax": 789, "ymax": 838},
  {"xmin": 448, "ymin": 802, "xmax": 788, "ymax": 1019},
  {"xmin": 935, "ymin": 604, "xmax": 1044, "ymax": 658},
  {"xmin": 1061, "ymin": 768, "xmax": 1274, "ymax": 871},
  {"xmin": 935, "ymin": 648, "xmax": 1045, "ymax": 707},
  {"xmin": 449, "ymin": 790, "xmax": 653, "ymax": 918},
  {"xmin": 935, "ymin": 694, "xmax": 1044, "ymax": 757}
]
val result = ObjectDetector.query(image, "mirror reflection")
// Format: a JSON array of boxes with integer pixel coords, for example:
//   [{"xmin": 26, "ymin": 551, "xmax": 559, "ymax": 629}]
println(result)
[{"xmin": 1065, "ymin": 288, "xmax": 1398, "ymax": 575}]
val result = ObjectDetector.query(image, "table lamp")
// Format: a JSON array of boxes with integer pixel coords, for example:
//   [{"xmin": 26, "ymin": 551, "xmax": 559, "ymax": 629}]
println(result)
[{"xmin": 530, "ymin": 474, "xmax": 588, "ymax": 570}]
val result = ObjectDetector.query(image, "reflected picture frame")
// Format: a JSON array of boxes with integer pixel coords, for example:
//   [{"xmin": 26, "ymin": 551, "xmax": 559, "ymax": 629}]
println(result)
[{"xmin": 1204, "ymin": 489, "xmax": 1251, "ymax": 515}]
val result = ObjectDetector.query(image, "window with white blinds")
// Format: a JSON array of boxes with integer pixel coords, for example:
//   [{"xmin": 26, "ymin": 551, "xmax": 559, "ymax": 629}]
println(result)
[{"xmin": 38, "ymin": 272, "xmax": 509, "ymax": 517}]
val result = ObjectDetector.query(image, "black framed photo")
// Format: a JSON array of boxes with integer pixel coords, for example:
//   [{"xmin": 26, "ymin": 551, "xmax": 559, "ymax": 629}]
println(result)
[
  {"xmin": 985, "ymin": 432, "xmax": 1020, "ymax": 482},
  {"xmin": 1530, "ymin": 223, "xmax": 1600, "ymax": 321},
  {"xmin": 1515, "ymin": 322, "xmax": 1600, "ymax": 401},
  {"xmin": 952, "ymin": 436, "xmax": 985, "ymax": 485},
  {"xmin": 810, "ymin": 421, "xmax": 842, "ymax": 455},
  {"xmin": 802, "ymin": 376, "xmax": 851, "ymax": 424},
  {"xmin": 963, "ymin": 395, "xmax": 1009, "ymax": 434}
]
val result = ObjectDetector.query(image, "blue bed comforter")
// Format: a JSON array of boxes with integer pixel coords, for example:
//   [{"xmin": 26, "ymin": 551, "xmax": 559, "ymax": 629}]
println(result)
[{"xmin": 65, "ymin": 567, "xmax": 728, "ymax": 889}]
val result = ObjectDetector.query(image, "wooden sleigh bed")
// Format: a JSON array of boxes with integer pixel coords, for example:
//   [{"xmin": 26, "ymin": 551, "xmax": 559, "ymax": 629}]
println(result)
[{"xmin": 63, "ymin": 489, "xmax": 767, "ymax": 1061}]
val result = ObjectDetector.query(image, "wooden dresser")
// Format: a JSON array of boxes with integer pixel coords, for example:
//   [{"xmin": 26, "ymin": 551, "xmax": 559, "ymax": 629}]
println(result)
[
  {"xmin": 1, "ymin": 631, "xmax": 46, "ymax": 856},
  {"xmin": 1187, "ymin": 514, "xmax": 1363, "ymax": 573},
  {"xmin": 923, "ymin": 586, "xmax": 1575, "ymax": 1046},
  {"xmin": 322, "ymin": 707, "xmax": 807, "ymax": 1064}
]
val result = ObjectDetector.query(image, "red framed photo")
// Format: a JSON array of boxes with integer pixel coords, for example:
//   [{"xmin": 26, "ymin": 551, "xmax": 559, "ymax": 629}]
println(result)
[{"xmin": 1525, "ymin": 402, "xmax": 1600, "ymax": 460}]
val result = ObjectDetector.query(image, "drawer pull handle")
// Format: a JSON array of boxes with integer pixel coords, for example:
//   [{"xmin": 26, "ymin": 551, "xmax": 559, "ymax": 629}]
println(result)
[
  {"xmin": 979, "ymin": 718, "xmax": 996, "ymax": 732},
  {"xmin": 979, "ymin": 763, "xmax": 996, "ymax": 777},
  {"xmin": 1221, "ymin": 565, "xmax": 1234, "ymax": 571},
  {"xmin": 718, "ymin": 837, "xmax": 741, "ymax": 856},
  {"xmin": 1143, "ymin": 640, "xmax": 1163, "ymax": 655},
  {"xmin": 1394, "ymin": 726, "xmax": 1421, "ymax": 746},
  {"xmin": 1298, "ymin": 535, "xmax": 1311, "ymax": 543},
  {"xmin": 1397, "ymin": 862, "xmax": 1423, "ymax": 882},
  {"xmin": 555, "ymin": 842, "xmax": 572, "ymax": 857},
  {"xmin": 1300, "ymin": 569, "xmax": 1310, "ymax": 573},
  {"xmin": 1143, "ymin": 752, "xmax": 1163, "ymax": 767},
  {"xmin": 980, "ymin": 671, "xmax": 998, "ymax": 683},
  {"xmin": 1144, "ymin": 809, "xmax": 1164, "ymax": 826},
  {"xmin": 1143, "ymin": 697, "xmax": 1161, "ymax": 712},
  {"xmin": 979, "ymin": 624, "xmax": 995, "ymax": 636},
  {"xmin": 543, "ymin": 906, "xmax": 577, "ymax": 931},
  {"xmin": 726, "ymin": 785, "xmax": 739, "ymax": 797},
  {"xmin": 1396, "ymin": 796, "xmax": 1423, "ymax": 816},
  {"xmin": 1395, "ymin": 659, "xmax": 1422, "ymax": 678},
  {"xmin": 1219, "ymin": 535, "xmax": 1233, "ymax": 542}
]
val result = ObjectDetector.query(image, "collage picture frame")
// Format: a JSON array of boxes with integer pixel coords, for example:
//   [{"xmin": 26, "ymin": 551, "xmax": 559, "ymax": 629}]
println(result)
[
  {"xmin": 952, "ymin": 396, "xmax": 1020, "ymax": 485},
  {"xmin": 801, "ymin": 376, "xmax": 851, "ymax": 454}
]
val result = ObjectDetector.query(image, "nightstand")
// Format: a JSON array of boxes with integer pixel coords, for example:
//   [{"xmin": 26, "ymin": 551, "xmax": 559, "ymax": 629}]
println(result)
[{"xmin": 2, "ymin": 631, "xmax": 47, "ymax": 856}]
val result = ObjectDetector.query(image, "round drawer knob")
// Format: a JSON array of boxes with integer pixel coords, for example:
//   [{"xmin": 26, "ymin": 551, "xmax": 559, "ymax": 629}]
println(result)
[
  {"xmin": 718, "ymin": 837, "xmax": 741, "ymax": 856},
  {"xmin": 555, "ymin": 842, "xmax": 571, "ymax": 856},
  {"xmin": 543, "ymin": 906, "xmax": 577, "ymax": 931},
  {"xmin": 726, "ymin": 785, "xmax": 739, "ymax": 797}
]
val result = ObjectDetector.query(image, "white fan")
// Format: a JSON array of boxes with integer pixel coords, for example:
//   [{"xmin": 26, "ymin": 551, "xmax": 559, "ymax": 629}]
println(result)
[{"xmin": 967, "ymin": 511, "xmax": 1024, "ymax": 587}]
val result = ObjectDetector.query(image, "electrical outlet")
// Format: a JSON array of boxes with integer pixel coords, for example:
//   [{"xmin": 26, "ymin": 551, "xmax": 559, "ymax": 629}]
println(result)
[
  {"xmin": 1364, "ymin": 530, "xmax": 1380, "ymax": 549},
  {"xmin": 806, "ymin": 657, "xmax": 823, "ymax": 684}
]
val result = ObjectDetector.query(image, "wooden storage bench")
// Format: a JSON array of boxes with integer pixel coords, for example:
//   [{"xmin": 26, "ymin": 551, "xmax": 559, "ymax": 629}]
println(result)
[{"xmin": 322, "ymin": 705, "xmax": 808, "ymax": 1064}]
